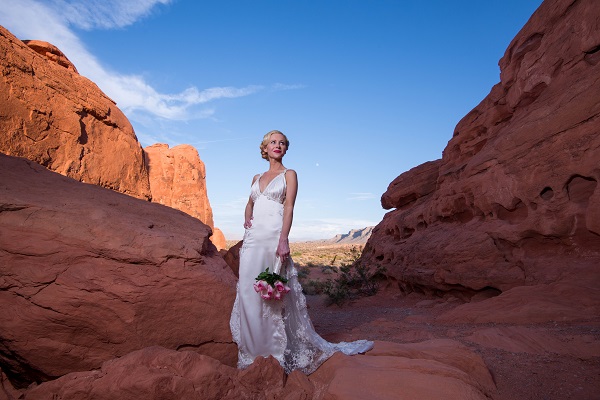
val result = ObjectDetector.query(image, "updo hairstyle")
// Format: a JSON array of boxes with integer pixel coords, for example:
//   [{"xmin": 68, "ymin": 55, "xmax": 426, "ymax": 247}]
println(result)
[{"xmin": 260, "ymin": 130, "xmax": 290, "ymax": 160}]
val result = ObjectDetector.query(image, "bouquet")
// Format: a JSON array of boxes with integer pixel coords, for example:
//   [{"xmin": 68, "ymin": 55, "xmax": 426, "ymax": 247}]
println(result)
[{"xmin": 254, "ymin": 267, "xmax": 291, "ymax": 301}]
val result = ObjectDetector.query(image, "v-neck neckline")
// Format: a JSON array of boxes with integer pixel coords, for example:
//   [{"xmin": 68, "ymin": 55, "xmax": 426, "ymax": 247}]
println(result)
[{"xmin": 258, "ymin": 169, "xmax": 286, "ymax": 194}]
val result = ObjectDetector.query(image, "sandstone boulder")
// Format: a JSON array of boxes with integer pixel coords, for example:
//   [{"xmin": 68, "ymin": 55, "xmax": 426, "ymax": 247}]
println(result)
[
  {"xmin": 223, "ymin": 241, "xmax": 243, "ymax": 278},
  {"xmin": 0, "ymin": 25, "xmax": 151, "ymax": 200},
  {"xmin": 0, "ymin": 153, "xmax": 237, "ymax": 389},
  {"xmin": 362, "ymin": 0, "xmax": 600, "ymax": 299},
  {"xmin": 20, "ymin": 340, "xmax": 493, "ymax": 400},
  {"xmin": 22, "ymin": 40, "xmax": 78, "ymax": 73},
  {"xmin": 211, "ymin": 227, "xmax": 227, "ymax": 250}
]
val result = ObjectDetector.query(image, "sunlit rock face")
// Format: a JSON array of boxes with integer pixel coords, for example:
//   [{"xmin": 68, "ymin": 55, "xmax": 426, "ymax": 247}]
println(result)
[
  {"xmin": 0, "ymin": 26, "xmax": 151, "ymax": 200},
  {"xmin": 0, "ymin": 25, "xmax": 226, "ymax": 247},
  {"xmin": 362, "ymin": 0, "xmax": 600, "ymax": 295},
  {"xmin": 144, "ymin": 143, "xmax": 227, "ymax": 250}
]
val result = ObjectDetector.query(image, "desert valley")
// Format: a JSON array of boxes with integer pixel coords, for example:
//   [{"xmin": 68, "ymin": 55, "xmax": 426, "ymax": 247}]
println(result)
[{"xmin": 1, "ymin": 0, "xmax": 600, "ymax": 399}]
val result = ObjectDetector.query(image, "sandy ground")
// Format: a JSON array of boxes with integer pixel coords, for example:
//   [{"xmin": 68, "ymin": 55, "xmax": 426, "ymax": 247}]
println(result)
[{"xmin": 305, "ymin": 289, "xmax": 600, "ymax": 400}]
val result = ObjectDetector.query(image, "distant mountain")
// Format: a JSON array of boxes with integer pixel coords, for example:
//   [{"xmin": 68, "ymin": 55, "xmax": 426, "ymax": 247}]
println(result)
[{"xmin": 324, "ymin": 226, "xmax": 374, "ymax": 244}]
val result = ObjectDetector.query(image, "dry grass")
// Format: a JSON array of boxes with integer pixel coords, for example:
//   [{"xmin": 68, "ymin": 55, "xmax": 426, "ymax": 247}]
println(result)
[
  {"xmin": 225, "ymin": 240, "xmax": 364, "ymax": 269},
  {"xmin": 289, "ymin": 242, "xmax": 364, "ymax": 268}
]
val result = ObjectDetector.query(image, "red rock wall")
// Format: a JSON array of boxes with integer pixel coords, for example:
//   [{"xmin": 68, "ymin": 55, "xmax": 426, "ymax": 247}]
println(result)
[
  {"xmin": 0, "ymin": 154, "xmax": 237, "ymax": 388},
  {"xmin": 145, "ymin": 143, "xmax": 215, "ymax": 228},
  {"xmin": 0, "ymin": 26, "xmax": 151, "ymax": 200},
  {"xmin": 362, "ymin": 0, "xmax": 600, "ymax": 295},
  {"xmin": 0, "ymin": 25, "xmax": 226, "ymax": 247},
  {"xmin": 144, "ymin": 143, "xmax": 227, "ymax": 249}
]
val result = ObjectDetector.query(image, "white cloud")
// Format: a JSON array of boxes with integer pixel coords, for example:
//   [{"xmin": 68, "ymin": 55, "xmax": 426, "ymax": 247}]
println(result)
[
  {"xmin": 0, "ymin": 0, "xmax": 263, "ymax": 122},
  {"xmin": 48, "ymin": 0, "xmax": 173, "ymax": 30}
]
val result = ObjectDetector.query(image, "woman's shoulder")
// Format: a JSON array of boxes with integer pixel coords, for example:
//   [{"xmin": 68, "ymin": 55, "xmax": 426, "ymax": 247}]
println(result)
[
  {"xmin": 284, "ymin": 169, "xmax": 298, "ymax": 183},
  {"xmin": 251, "ymin": 173, "xmax": 261, "ymax": 184}
]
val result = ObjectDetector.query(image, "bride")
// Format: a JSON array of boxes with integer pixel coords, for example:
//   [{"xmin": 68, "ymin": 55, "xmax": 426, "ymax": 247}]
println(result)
[{"xmin": 229, "ymin": 130, "xmax": 373, "ymax": 374}]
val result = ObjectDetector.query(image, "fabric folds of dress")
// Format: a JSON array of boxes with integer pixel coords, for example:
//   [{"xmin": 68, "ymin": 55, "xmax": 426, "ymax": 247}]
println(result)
[{"xmin": 229, "ymin": 170, "xmax": 374, "ymax": 374}]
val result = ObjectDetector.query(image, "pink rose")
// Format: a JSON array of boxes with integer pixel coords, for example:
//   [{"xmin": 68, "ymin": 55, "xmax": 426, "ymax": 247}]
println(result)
[
  {"xmin": 273, "ymin": 290, "xmax": 282, "ymax": 300},
  {"xmin": 274, "ymin": 281, "xmax": 285, "ymax": 292},
  {"xmin": 254, "ymin": 280, "xmax": 268, "ymax": 293},
  {"xmin": 283, "ymin": 285, "xmax": 291, "ymax": 293}
]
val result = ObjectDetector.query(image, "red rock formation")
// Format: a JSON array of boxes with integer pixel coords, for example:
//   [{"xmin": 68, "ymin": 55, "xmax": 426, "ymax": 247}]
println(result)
[
  {"xmin": 0, "ymin": 26, "xmax": 151, "ymax": 200},
  {"xmin": 144, "ymin": 143, "xmax": 227, "ymax": 250},
  {"xmin": 19, "ymin": 341, "xmax": 493, "ymax": 399},
  {"xmin": 0, "ymin": 25, "xmax": 226, "ymax": 249},
  {"xmin": 22, "ymin": 40, "xmax": 78, "ymax": 73},
  {"xmin": 211, "ymin": 227, "xmax": 227, "ymax": 250},
  {"xmin": 362, "ymin": 0, "xmax": 600, "ymax": 302},
  {"xmin": 0, "ymin": 154, "xmax": 237, "ymax": 388},
  {"xmin": 144, "ymin": 144, "xmax": 214, "ymax": 227},
  {"xmin": 223, "ymin": 241, "xmax": 243, "ymax": 278}
]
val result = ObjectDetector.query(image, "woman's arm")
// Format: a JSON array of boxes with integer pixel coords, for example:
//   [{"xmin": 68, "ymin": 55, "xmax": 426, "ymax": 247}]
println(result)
[
  {"xmin": 277, "ymin": 170, "xmax": 298, "ymax": 261},
  {"xmin": 244, "ymin": 174, "xmax": 260, "ymax": 228}
]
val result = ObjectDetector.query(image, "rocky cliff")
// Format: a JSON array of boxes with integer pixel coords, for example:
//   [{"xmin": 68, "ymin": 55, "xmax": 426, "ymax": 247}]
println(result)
[
  {"xmin": 0, "ymin": 25, "xmax": 225, "ymax": 247},
  {"xmin": 325, "ymin": 226, "xmax": 374, "ymax": 244},
  {"xmin": 0, "ymin": 27, "xmax": 151, "ymax": 200},
  {"xmin": 362, "ymin": 0, "xmax": 600, "ymax": 306},
  {"xmin": 144, "ymin": 143, "xmax": 226, "ymax": 249}
]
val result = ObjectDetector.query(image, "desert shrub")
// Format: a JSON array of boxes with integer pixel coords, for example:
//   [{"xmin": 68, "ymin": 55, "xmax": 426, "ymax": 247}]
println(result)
[
  {"xmin": 297, "ymin": 266, "xmax": 310, "ymax": 280},
  {"xmin": 321, "ymin": 265, "xmax": 336, "ymax": 274},
  {"xmin": 302, "ymin": 279, "xmax": 327, "ymax": 295},
  {"xmin": 322, "ymin": 246, "xmax": 386, "ymax": 306}
]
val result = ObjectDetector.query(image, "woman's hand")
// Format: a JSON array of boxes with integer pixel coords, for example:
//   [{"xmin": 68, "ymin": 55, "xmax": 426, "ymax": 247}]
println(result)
[
  {"xmin": 276, "ymin": 237, "xmax": 290, "ymax": 263},
  {"xmin": 244, "ymin": 217, "xmax": 253, "ymax": 229}
]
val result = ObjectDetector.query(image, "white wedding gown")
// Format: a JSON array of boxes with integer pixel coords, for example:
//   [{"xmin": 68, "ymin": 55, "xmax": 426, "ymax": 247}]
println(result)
[{"xmin": 229, "ymin": 170, "xmax": 373, "ymax": 374}]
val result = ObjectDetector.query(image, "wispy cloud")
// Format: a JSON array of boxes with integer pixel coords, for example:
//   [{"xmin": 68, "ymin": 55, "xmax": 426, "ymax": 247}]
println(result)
[
  {"xmin": 347, "ymin": 192, "xmax": 377, "ymax": 201},
  {"xmin": 49, "ymin": 0, "xmax": 173, "ymax": 30},
  {"xmin": 272, "ymin": 83, "xmax": 305, "ymax": 91},
  {"xmin": 0, "ymin": 0, "xmax": 269, "ymax": 122}
]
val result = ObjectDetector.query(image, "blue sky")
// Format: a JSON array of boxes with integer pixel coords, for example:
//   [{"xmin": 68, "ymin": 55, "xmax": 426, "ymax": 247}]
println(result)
[{"xmin": 1, "ymin": 0, "xmax": 543, "ymax": 241}]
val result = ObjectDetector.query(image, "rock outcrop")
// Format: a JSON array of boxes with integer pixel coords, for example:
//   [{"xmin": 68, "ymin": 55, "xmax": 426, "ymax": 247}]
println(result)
[
  {"xmin": 0, "ymin": 25, "xmax": 226, "ymax": 247},
  {"xmin": 0, "ymin": 26, "xmax": 151, "ymax": 200},
  {"xmin": 144, "ymin": 144, "xmax": 214, "ymax": 228},
  {"xmin": 0, "ymin": 154, "xmax": 237, "ymax": 389},
  {"xmin": 18, "ymin": 341, "xmax": 494, "ymax": 399},
  {"xmin": 144, "ymin": 144, "xmax": 226, "ymax": 249},
  {"xmin": 324, "ymin": 226, "xmax": 374, "ymax": 244},
  {"xmin": 362, "ymin": 0, "xmax": 600, "ymax": 307}
]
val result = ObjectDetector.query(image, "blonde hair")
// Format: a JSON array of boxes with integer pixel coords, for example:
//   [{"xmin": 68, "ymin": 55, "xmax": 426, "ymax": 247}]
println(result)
[{"xmin": 260, "ymin": 130, "xmax": 290, "ymax": 160}]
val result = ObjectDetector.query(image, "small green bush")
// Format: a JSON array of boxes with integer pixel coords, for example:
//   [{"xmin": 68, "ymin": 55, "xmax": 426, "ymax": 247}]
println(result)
[{"xmin": 322, "ymin": 246, "xmax": 386, "ymax": 306}]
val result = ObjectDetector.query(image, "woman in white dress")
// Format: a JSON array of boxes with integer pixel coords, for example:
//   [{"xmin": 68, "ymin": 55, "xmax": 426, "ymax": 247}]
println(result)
[{"xmin": 229, "ymin": 130, "xmax": 373, "ymax": 374}]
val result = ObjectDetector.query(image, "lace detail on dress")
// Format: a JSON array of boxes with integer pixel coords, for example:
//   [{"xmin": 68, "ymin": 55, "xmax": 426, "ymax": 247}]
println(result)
[{"xmin": 279, "ymin": 260, "xmax": 373, "ymax": 374}]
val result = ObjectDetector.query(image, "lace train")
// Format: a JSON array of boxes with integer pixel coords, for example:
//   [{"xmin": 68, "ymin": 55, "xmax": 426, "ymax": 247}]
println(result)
[{"xmin": 230, "ymin": 259, "xmax": 373, "ymax": 374}]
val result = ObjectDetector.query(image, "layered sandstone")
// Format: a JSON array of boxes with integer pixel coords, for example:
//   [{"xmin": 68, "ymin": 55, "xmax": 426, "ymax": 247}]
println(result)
[
  {"xmin": 144, "ymin": 144, "xmax": 226, "ymax": 249},
  {"xmin": 362, "ymin": 0, "xmax": 600, "ymax": 303},
  {"xmin": 0, "ymin": 154, "xmax": 237, "ymax": 389},
  {"xmin": 0, "ymin": 26, "xmax": 150, "ymax": 200}
]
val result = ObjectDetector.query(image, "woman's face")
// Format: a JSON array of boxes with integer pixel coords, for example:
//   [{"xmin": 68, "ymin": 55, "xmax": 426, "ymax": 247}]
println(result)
[{"xmin": 265, "ymin": 133, "xmax": 288, "ymax": 160}]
